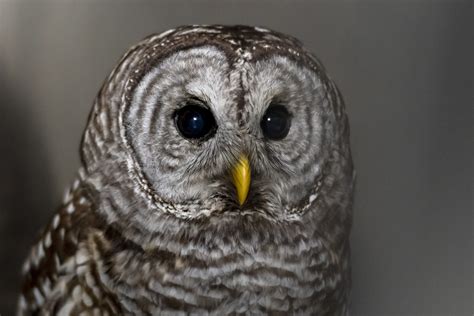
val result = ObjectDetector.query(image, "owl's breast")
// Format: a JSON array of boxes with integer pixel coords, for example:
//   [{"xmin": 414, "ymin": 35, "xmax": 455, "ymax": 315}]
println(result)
[{"xmin": 100, "ymin": 229, "xmax": 349, "ymax": 315}]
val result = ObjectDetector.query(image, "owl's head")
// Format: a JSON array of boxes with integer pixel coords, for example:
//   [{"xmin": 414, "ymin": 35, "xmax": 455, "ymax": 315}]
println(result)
[{"xmin": 81, "ymin": 25, "xmax": 353, "ymax": 225}]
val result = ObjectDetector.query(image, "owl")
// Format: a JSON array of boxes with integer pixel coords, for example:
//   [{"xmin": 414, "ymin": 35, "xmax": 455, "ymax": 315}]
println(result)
[{"xmin": 18, "ymin": 25, "xmax": 354, "ymax": 315}]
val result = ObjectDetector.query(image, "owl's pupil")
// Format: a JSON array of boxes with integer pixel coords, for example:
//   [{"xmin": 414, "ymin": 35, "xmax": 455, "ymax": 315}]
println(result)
[
  {"xmin": 260, "ymin": 105, "xmax": 291, "ymax": 140},
  {"xmin": 175, "ymin": 104, "xmax": 216, "ymax": 139}
]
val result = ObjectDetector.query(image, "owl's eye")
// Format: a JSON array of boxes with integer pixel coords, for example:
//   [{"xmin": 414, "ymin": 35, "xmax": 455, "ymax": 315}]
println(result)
[
  {"xmin": 260, "ymin": 105, "xmax": 292, "ymax": 140},
  {"xmin": 175, "ymin": 103, "xmax": 217, "ymax": 140}
]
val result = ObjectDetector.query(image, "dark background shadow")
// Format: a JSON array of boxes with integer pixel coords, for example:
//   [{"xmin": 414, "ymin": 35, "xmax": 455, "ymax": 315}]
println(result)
[
  {"xmin": 0, "ymin": 70, "xmax": 54, "ymax": 312},
  {"xmin": 0, "ymin": 1, "xmax": 472, "ymax": 315}
]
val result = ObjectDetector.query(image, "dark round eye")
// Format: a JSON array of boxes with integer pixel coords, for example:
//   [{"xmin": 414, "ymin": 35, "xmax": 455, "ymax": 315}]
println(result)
[
  {"xmin": 260, "ymin": 104, "xmax": 291, "ymax": 140},
  {"xmin": 175, "ymin": 103, "xmax": 217, "ymax": 140}
]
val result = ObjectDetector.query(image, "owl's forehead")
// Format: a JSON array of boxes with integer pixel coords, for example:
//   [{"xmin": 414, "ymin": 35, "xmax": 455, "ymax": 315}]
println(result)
[
  {"xmin": 125, "ymin": 26, "xmax": 324, "ymax": 95},
  {"xmin": 147, "ymin": 24, "xmax": 307, "ymax": 60},
  {"xmin": 125, "ymin": 25, "xmax": 324, "ymax": 84}
]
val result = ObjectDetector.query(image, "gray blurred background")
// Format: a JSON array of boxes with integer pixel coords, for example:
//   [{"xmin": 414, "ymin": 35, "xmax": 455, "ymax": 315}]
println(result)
[{"xmin": 0, "ymin": 0, "xmax": 472, "ymax": 315}]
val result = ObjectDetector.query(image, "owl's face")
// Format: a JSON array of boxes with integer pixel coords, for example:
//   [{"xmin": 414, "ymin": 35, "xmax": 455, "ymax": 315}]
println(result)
[
  {"xmin": 82, "ymin": 26, "xmax": 350, "ymax": 224},
  {"xmin": 124, "ymin": 45, "xmax": 326, "ymax": 218}
]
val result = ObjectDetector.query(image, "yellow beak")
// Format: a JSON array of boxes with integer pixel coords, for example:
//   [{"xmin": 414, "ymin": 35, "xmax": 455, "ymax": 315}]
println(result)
[{"xmin": 231, "ymin": 154, "xmax": 251, "ymax": 206}]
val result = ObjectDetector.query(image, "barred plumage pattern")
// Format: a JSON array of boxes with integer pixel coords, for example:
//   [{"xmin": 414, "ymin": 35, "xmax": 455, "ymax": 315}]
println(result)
[{"xmin": 19, "ymin": 25, "xmax": 354, "ymax": 315}]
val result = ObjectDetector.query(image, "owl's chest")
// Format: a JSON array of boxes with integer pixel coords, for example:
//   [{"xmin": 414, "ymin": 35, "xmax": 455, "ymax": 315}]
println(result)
[{"xmin": 102, "ymin": 240, "xmax": 347, "ymax": 314}]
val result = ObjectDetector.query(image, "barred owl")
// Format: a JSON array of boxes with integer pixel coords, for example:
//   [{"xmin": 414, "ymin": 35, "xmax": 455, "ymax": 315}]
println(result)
[{"xmin": 19, "ymin": 25, "xmax": 354, "ymax": 315}]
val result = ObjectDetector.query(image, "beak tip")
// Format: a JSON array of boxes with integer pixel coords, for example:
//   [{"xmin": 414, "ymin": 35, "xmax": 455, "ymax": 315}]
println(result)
[{"xmin": 237, "ymin": 195, "xmax": 247, "ymax": 207}]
